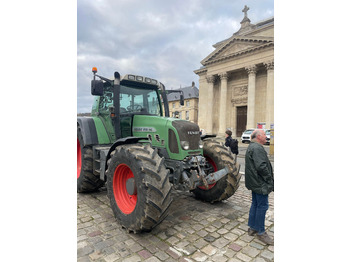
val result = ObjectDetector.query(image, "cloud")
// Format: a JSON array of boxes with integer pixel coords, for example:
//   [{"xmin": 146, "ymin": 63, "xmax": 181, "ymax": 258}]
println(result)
[{"xmin": 77, "ymin": 0, "xmax": 274, "ymax": 113}]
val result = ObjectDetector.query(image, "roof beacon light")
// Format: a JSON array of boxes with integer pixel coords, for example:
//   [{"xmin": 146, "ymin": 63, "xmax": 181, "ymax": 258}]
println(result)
[{"xmin": 92, "ymin": 67, "xmax": 97, "ymax": 73}]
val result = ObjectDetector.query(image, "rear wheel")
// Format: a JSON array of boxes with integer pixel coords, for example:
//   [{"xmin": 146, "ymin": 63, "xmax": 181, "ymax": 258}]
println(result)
[
  {"xmin": 77, "ymin": 125, "xmax": 104, "ymax": 192},
  {"xmin": 191, "ymin": 139, "xmax": 241, "ymax": 203},
  {"xmin": 106, "ymin": 144, "xmax": 172, "ymax": 233}
]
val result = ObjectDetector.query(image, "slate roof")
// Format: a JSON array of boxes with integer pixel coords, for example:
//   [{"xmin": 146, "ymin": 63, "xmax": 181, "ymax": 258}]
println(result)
[{"xmin": 167, "ymin": 85, "xmax": 199, "ymax": 102}]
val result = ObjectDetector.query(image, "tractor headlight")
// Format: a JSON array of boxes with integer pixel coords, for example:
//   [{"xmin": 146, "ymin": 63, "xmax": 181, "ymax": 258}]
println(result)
[
  {"xmin": 199, "ymin": 140, "xmax": 204, "ymax": 149},
  {"xmin": 180, "ymin": 141, "xmax": 190, "ymax": 150}
]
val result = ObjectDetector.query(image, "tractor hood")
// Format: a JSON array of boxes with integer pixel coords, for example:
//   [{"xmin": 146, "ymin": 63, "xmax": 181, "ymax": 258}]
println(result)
[{"xmin": 132, "ymin": 115, "xmax": 202, "ymax": 160}]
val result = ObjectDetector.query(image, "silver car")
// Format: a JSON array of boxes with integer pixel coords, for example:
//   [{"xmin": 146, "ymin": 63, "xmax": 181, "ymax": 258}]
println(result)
[{"xmin": 241, "ymin": 129, "xmax": 255, "ymax": 143}]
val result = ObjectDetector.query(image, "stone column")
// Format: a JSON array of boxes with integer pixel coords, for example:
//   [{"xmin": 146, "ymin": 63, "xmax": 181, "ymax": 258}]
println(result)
[
  {"xmin": 264, "ymin": 61, "xmax": 274, "ymax": 130},
  {"xmin": 206, "ymin": 75, "xmax": 215, "ymax": 134},
  {"xmin": 218, "ymin": 72, "xmax": 228, "ymax": 135},
  {"xmin": 245, "ymin": 65, "xmax": 257, "ymax": 129}
]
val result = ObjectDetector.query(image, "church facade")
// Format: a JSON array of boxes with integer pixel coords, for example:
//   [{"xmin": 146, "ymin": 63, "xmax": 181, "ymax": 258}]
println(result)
[{"xmin": 194, "ymin": 6, "xmax": 274, "ymax": 137}]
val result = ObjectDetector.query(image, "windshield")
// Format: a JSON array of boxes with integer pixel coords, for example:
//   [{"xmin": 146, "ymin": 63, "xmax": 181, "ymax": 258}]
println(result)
[
  {"xmin": 98, "ymin": 85, "xmax": 161, "ymax": 116},
  {"xmin": 120, "ymin": 85, "xmax": 161, "ymax": 115},
  {"xmin": 244, "ymin": 130, "xmax": 254, "ymax": 134}
]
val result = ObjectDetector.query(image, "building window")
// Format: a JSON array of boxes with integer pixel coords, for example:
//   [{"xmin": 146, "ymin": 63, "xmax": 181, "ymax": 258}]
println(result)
[
  {"xmin": 172, "ymin": 103, "xmax": 175, "ymax": 109},
  {"xmin": 186, "ymin": 111, "xmax": 189, "ymax": 120},
  {"xmin": 186, "ymin": 100, "xmax": 190, "ymax": 107},
  {"xmin": 179, "ymin": 111, "xmax": 182, "ymax": 119}
]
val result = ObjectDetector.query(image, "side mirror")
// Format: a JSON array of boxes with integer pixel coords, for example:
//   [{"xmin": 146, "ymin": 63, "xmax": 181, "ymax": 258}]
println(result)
[
  {"xmin": 91, "ymin": 80, "xmax": 104, "ymax": 96},
  {"xmin": 180, "ymin": 93, "xmax": 184, "ymax": 106}
]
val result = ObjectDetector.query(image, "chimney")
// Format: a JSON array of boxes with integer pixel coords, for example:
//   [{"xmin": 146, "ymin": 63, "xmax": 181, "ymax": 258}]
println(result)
[{"xmin": 192, "ymin": 81, "xmax": 195, "ymax": 88}]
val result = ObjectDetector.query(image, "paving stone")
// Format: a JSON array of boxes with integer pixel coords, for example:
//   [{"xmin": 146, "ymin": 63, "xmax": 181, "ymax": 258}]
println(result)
[
  {"xmin": 167, "ymin": 247, "xmax": 182, "ymax": 259},
  {"xmin": 212, "ymin": 221, "xmax": 223, "ymax": 228},
  {"xmin": 104, "ymin": 253, "xmax": 121, "ymax": 262},
  {"xmin": 204, "ymin": 235, "xmax": 216, "ymax": 243},
  {"xmin": 88, "ymin": 230, "xmax": 103, "ymax": 237},
  {"xmin": 138, "ymin": 250, "xmax": 153, "ymax": 260},
  {"xmin": 89, "ymin": 250, "xmax": 104, "ymax": 260},
  {"xmin": 194, "ymin": 239, "xmax": 208, "ymax": 249},
  {"xmin": 144, "ymin": 243, "xmax": 159, "ymax": 254},
  {"xmin": 176, "ymin": 240, "xmax": 190, "ymax": 249},
  {"xmin": 144, "ymin": 257, "xmax": 162, "ymax": 262},
  {"xmin": 240, "ymin": 234, "xmax": 255, "ymax": 243},
  {"xmin": 221, "ymin": 218, "xmax": 230, "ymax": 224},
  {"xmin": 192, "ymin": 251, "xmax": 208, "ymax": 262},
  {"xmin": 77, "ymin": 256, "xmax": 90, "ymax": 262},
  {"xmin": 252, "ymin": 258, "xmax": 266, "ymax": 262},
  {"xmin": 77, "ymin": 234, "xmax": 88, "ymax": 242},
  {"xmin": 210, "ymin": 232, "xmax": 220, "ymax": 239},
  {"xmin": 205, "ymin": 226, "xmax": 217, "ymax": 233},
  {"xmin": 260, "ymin": 250, "xmax": 274, "ymax": 261},
  {"xmin": 129, "ymin": 243, "xmax": 143, "ymax": 252},
  {"xmin": 212, "ymin": 238, "xmax": 230, "ymax": 249},
  {"xmin": 235, "ymin": 252, "xmax": 252, "ymax": 262},
  {"xmin": 197, "ymin": 230, "xmax": 208, "ymax": 237},
  {"xmin": 211, "ymin": 253, "xmax": 228, "ymax": 262},
  {"xmin": 166, "ymin": 236, "xmax": 179, "ymax": 245},
  {"xmin": 227, "ymin": 258, "xmax": 242, "ymax": 262},
  {"xmin": 229, "ymin": 243, "xmax": 242, "ymax": 252},
  {"xmin": 249, "ymin": 242, "xmax": 264, "ymax": 250},
  {"xmin": 182, "ymin": 245, "xmax": 197, "ymax": 255},
  {"xmin": 122, "ymin": 255, "xmax": 141, "ymax": 262},
  {"xmin": 192, "ymin": 224, "xmax": 204, "ymax": 231},
  {"xmin": 77, "ymin": 246, "xmax": 94, "ymax": 257},
  {"xmin": 241, "ymin": 246, "xmax": 260, "ymax": 258},
  {"xmin": 201, "ymin": 244, "xmax": 217, "ymax": 256},
  {"xmin": 217, "ymin": 228, "xmax": 229, "ymax": 235},
  {"xmin": 223, "ymin": 232, "xmax": 239, "ymax": 241},
  {"xmin": 231, "ymin": 228, "xmax": 245, "ymax": 236},
  {"xmin": 155, "ymin": 250, "xmax": 170, "ymax": 260},
  {"xmin": 156, "ymin": 241, "xmax": 170, "ymax": 251}
]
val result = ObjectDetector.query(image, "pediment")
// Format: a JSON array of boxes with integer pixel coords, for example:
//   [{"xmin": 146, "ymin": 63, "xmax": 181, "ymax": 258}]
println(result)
[
  {"xmin": 201, "ymin": 36, "xmax": 273, "ymax": 65},
  {"xmin": 218, "ymin": 42, "xmax": 259, "ymax": 58}
]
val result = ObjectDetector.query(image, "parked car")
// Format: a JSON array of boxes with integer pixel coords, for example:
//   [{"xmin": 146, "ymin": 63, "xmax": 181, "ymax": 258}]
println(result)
[
  {"xmin": 241, "ymin": 129, "xmax": 270, "ymax": 144},
  {"xmin": 241, "ymin": 129, "xmax": 255, "ymax": 143},
  {"xmin": 265, "ymin": 129, "xmax": 270, "ymax": 145}
]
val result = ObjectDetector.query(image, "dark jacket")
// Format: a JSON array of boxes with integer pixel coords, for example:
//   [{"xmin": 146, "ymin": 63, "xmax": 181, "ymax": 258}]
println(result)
[
  {"xmin": 245, "ymin": 141, "xmax": 274, "ymax": 195},
  {"xmin": 225, "ymin": 136, "xmax": 238, "ymax": 155}
]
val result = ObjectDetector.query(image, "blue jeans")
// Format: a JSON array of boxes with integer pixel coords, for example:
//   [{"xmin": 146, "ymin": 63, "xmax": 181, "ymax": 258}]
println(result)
[{"xmin": 248, "ymin": 192, "xmax": 269, "ymax": 234}]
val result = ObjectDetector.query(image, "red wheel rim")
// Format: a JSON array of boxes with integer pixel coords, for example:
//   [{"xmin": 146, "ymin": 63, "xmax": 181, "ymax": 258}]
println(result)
[
  {"xmin": 113, "ymin": 164, "xmax": 137, "ymax": 214},
  {"xmin": 77, "ymin": 138, "xmax": 81, "ymax": 179},
  {"xmin": 198, "ymin": 155, "xmax": 217, "ymax": 190}
]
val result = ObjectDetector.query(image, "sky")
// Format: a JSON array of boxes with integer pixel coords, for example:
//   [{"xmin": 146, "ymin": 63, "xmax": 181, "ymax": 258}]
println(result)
[{"xmin": 77, "ymin": 0, "xmax": 274, "ymax": 113}]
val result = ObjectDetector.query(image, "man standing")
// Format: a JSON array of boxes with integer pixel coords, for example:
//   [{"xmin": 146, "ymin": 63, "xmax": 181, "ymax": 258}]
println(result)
[{"xmin": 245, "ymin": 129, "xmax": 274, "ymax": 245}]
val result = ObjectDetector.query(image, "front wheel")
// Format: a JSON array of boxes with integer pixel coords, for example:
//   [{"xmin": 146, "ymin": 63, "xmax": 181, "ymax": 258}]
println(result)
[
  {"xmin": 191, "ymin": 139, "xmax": 241, "ymax": 203},
  {"xmin": 106, "ymin": 144, "xmax": 173, "ymax": 233}
]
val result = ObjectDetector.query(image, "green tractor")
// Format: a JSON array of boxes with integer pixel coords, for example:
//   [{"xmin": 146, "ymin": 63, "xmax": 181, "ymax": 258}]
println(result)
[{"xmin": 77, "ymin": 67, "xmax": 241, "ymax": 233}]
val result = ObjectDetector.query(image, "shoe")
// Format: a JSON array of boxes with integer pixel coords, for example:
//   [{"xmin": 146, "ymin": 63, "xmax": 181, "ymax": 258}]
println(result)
[
  {"xmin": 248, "ymin": 227, "xmax": 258, "ymax": 236},
  {"xmin": 257, "ymin": 232, "xmax": 274, "ymax": 245}
]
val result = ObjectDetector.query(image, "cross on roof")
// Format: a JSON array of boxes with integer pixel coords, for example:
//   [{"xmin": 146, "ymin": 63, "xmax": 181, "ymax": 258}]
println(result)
[{"xmin": 242, "ymin": 5, "xmax": 249, "ymax": 18}]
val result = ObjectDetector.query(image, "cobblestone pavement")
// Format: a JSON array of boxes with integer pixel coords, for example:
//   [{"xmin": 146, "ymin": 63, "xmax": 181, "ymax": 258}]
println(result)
[{"xmin": 77, "ymin": 179, "xmax": 274, "ymax": 262}]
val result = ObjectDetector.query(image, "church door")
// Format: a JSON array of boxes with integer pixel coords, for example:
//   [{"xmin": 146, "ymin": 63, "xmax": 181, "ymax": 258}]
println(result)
[{"xmin": 236, "ymin": 106, "xmax": 247, "ymax": 137}]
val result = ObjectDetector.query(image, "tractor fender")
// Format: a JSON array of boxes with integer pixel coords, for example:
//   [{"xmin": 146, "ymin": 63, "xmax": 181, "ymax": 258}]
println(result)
[
  {"xmin": 77, "ymin": 117, "xmax": 99, "ymax": 146},
  {"xmin": 105, "ymin": 136, "xmax": 149, "ymax": 169}
]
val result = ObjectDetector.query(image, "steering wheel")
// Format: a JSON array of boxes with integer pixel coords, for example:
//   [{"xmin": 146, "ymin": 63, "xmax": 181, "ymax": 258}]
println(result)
[{"xmin": 127, "ymin": 105, "xmax": 142, "ymax": 111}]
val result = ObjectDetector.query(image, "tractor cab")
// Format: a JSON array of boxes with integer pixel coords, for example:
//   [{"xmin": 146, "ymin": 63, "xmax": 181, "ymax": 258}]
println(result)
[{"xmin": 90, "ymin": 68, "xmax": 176, "ymax": 139}]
